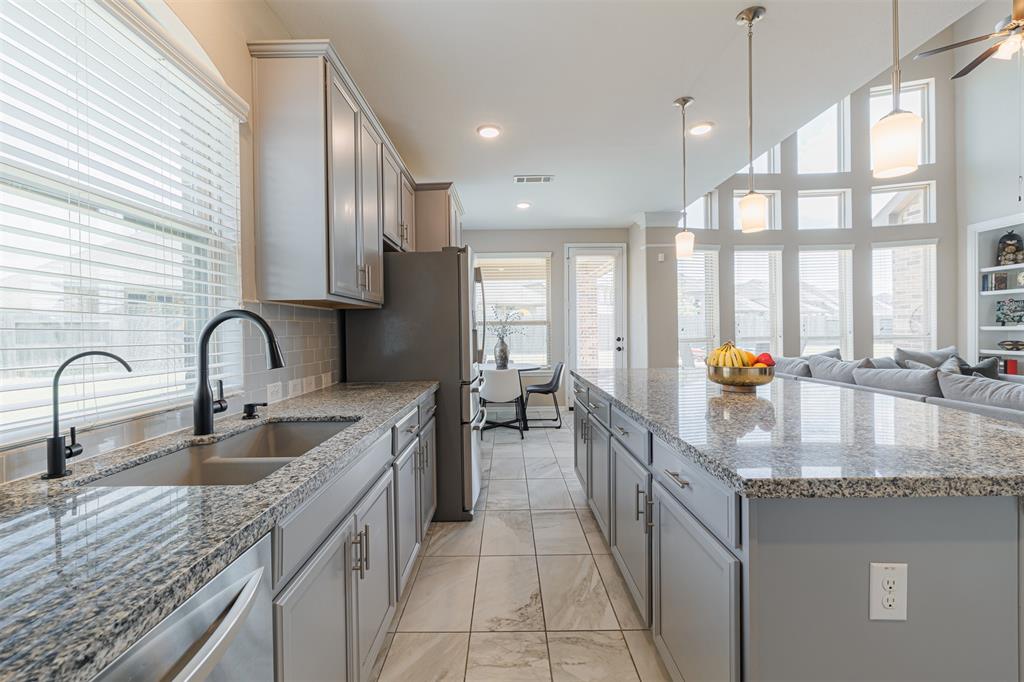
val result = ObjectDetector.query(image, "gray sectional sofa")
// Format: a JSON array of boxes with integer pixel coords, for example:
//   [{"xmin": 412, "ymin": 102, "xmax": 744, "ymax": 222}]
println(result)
[{"xmin": 775, "ymin": 348, "xmax": 1024, "ymax": 425}]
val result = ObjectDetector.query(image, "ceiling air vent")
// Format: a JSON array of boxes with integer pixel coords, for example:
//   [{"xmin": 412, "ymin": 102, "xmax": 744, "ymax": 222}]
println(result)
[{"xmin": 513, "ymin": 175, "xmax": 553, "ymax": 184}]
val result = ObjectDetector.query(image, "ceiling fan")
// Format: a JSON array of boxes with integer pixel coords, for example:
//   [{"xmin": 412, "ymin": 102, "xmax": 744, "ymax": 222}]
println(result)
[{"xmin": 915, "ymin": 0, "xmax": 1024, "ymax": 79}]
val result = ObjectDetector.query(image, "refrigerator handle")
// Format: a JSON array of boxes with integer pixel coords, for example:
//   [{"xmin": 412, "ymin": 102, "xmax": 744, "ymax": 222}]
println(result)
[{"xmin": 476, "ymin": 266, "xmax": 486, "ymax": 363}]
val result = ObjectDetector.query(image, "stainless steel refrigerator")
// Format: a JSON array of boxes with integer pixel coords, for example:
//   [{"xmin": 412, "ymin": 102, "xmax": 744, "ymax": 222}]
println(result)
[{"xmin": 345, "ymin": 246, "xmax": 484, "ymax": 521}]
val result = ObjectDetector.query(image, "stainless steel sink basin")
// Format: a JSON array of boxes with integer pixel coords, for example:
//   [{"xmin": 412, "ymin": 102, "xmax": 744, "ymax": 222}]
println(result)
[{"xmin": 88, "ymin": 421, "xmax": 353, "ymax": 486}]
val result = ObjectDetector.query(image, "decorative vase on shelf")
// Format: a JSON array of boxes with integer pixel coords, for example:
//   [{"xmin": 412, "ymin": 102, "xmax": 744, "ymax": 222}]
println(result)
[{"xmin": 494, "ymin": 338, "xmax": 509, "ymax": 370}]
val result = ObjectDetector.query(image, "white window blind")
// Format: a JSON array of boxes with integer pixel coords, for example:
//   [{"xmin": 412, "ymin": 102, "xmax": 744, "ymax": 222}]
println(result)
[
  {"xmin": 872, "ymin": 243, "xmax": 936, "ymax": 357},
  {"xmin": 476, "ymin": 253, "xmax": 551, "ymax": 366},
  {"xmin": 0, "ymin": 0, "xmax": 243, "ymax": 444},
  {"xmin": 798, "ymin": 249, "xmax": 853, "ymax": 358},
  {"xmin": 734, "ymin": 249, "xmax": 782, "ymax": 356},
  {"xmin": 677, "ymin": 248, "xmax": 719, "ymax": 368}
]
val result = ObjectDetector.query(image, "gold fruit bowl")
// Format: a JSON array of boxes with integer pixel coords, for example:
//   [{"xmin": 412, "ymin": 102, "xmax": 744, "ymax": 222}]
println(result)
[{"xmin": 706, "ymin": 365, "xmax": 775, "ymax": 393}]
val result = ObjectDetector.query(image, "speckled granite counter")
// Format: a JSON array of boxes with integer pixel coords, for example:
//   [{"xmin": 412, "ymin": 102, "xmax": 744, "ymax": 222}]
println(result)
[
  {"xmin": 0, "ymin": 381, "xmax": 436, "ymax": 681},
  {"xmin": 572, "ymin": 368, "xmax": 1024, "ymax": 499}
]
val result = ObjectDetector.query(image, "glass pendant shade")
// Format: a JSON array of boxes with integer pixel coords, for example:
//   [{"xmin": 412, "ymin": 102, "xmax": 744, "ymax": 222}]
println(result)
[
  {"xmin": 738, "ymin": 190, "xmax": 769, "ymax": 233},
  {"xmin": 871, "ymin": 109, "xmax": 922, "ymax": 179},
  {"xmin": 675, "ymin": 228, "xmax": 695, "ymax": 258}
]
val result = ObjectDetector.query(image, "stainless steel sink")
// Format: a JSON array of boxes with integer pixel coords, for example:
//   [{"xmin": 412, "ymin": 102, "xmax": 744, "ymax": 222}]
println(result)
[{"xmin": 88, "ymin": 421, "xmax": 353, "ymax": 487}]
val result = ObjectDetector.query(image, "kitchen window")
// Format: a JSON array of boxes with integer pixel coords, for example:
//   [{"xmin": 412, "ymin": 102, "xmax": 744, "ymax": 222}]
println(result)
[
  {"xmin": 677, "ymin": 247, "xmax": 720, "ymax": 368},
  {"xmin": 798, "ymin": 248, "xmax": 854, "ymax": 358},
  {"xmin": 476, "ymin": 253, "xmax": 552, "ymax": 366},
  {"xmin": 0, "ymin": 0, "xmax": 245, "ymax": 444},
  {"xmin": 872, "ymin": 242, "xmax": 937, "ymax": 357},
  {"xmin": 797, "ymin": 98, "xmax": 850, "ymax": 174}
]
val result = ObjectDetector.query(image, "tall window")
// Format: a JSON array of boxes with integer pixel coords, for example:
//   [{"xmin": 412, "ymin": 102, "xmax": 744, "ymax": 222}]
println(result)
[
  {"xmin": 677, "ymin": 249, "xmax": 719, "ymax": 368},
  {"xmin": 736, "ymin": 144, "xmax": 781, "ymax": 175},
  {"xmin": 797, "ymin": 99, "xmax": 849, "ymax": 174},
  {"xmin": 871, "ymin": 182, "xmax": 935, "ymax": 226},
  {"xmin": 872, "ymin": 243, "xmax": 936, "ymax": 357},
  {"xmin": 684, "ymin": 192, "xmax": 715, "ymax": 229},
  {"xmin": 798, "ymin": 190, "xmax": 851, "ymax": 230},
  {"xmin": 733, "ymin": 190, "xmax": 780, "ymax": 230},
  {"xmin": 475, "ymin": 253, "xmax": 551, "ymax": 366},
  {"xmin": 734, "ymin": 249, "xmax": 783, "ymax": 355},
  {"xmin": 0, "ymin": 1, "xmax": 243, "ymax": 443},
  {"xmin": 799, "ymin": 249, "xmax": 854, "ymax": 358},
  {"xmin": 869, "ymin": 79, "xmax": 934, "ymax": 167}
]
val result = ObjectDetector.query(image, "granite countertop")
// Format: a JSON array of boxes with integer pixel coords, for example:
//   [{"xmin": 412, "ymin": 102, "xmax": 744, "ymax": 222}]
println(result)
[
  {"xmin": 0, "ymin": 381, "xmax": 437, "ymax": 681},
  {"xmin": 572, "ymin": 368, "xmax": 1024, "ymax": 499}
]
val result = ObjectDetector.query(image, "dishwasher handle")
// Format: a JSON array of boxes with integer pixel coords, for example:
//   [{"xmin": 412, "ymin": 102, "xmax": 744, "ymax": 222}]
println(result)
[{"xmin": 172, "ymin": 566, "xmax": 265, "ymax": 682}]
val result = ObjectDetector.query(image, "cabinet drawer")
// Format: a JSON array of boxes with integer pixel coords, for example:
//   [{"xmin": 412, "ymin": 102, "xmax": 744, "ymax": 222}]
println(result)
[
  {"xmin": 571, "ymin": 382, "xmax": 588, "ymax": 406},
  {"xmin": 610, "ymin": 406, "xmax": 650, "ymax": 464},
  {"xmin": 419, "ymin": 392, "xmax": 437, "ymax": 425},
  {"xmin": 393, "ymin": 406, "xmax": 420, "ymax": 455},
  {"xmin": 584, "ymin": 391, "xmax": 610, "ymax": 427},
  {"xmin": 652, "ymin": 436, "xmax": 739, "ymax": 549},
  {"xmin": 274, "ymin": 430, "xmax": 393, "ymax": 588}
]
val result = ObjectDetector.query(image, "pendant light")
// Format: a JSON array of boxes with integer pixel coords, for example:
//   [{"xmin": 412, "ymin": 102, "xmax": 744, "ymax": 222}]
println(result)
[
  {"xmin": 737, "ymin": 6, "xmax": 768, "ymax": 234},
  {"xmin": 674, "ymin": 96, "xmax": 696, "ymax": 258},
  {"xmin": 871, "ymin": 0, "xmax": 922, "ymax": 179}
]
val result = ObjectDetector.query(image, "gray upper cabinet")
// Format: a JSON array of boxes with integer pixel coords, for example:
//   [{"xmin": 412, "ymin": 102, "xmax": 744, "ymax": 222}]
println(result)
[
  {"xmin": 328, "ymin": 69, "xmax": 361, "ymax": 301},
  {"xmin": 414, "ymin": 183, "xmax": 464, "ymax": 252},
  {"xmin": 653, "ymin": 481, "xmax": 740, "ymax": 682},
  {"xmin": 419, "ymin": 416, "xmax": 437, "ymax": 537},
  {"xmin": 274, "ymin": 515, "xmax": 355, "ymax": 682},
  {"xmin": 382, "ymin": 147, "xmax": 402, "ymax": 247},
  {"xmin": 359, "ymin": 118, "xmax": 384, "ymax": 303},
  {"xmin": 573, "ymin": 401, "xmax": 589, "ymax": 495},
  {"xmin": 588, "ymin": 414, "xmax": 611, "ymax": 542},
  {"xmin": 611, "ymin": 440, "xmax": 651, "ymax": 625},
  {"xmin": 353, "ymin": 469, "xmax": 396, "ymax": 681},
  {"xmin": 394, "ymin": 437, "xmax": 420, "ymax": 597},
  {"xmin": 400, "ymin": 175, "xmax": 416, "ymax": 251}
]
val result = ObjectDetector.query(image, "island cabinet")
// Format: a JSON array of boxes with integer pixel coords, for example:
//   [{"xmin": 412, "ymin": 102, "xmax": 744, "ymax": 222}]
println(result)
[
  {"xmin": 610, "ymin": 438, "xmax": 651, "ymax": 623},
  {"xmin": 588, "ymin": 414, "xmax": 611, "ymax": 539},
  {"xmin": 352, "ymin": 471, "xmax": 396, "ymax": 682}
]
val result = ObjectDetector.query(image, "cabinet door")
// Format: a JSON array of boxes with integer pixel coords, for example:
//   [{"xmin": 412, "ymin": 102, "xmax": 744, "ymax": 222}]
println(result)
[
  {"xmin": 611, "ymin": 440, "xmax": 651, "ymax": 624},
  {"xmin": 382, "ymin": 148, "xmax": 402, "ymax": 246},
  {"xmin": 274, "ymin": 515, "xmax": 355, "ymax": 682},
  {"xmin": 327, "ymin": 68, "xmax": 361, "ymax": 301},
  {"xmin": 394, "ymin": 437, "xmax": 420, "ymax": 596},
  {"xmin": 449, "ymin": 197, "xmax": 462, "ymax": 247},
  {"xmin": 419, "ymin": 417, "xmax": 437, "ymax": 537},
  {"xmin": 359, "ymin": 117, "xmax": 383, "ymax": 303},
  {"xmin": 400, "ymin": 175, "xmax": 416, "ymax": 251},
  {"xmin": 653, "ymin": 482, "xmax": 740, "ymax": 682},
  {"xmin": 588, "ymin": 414, "xmax": 611, "ymax": 542},
  {"xmin": 573, "ymin": 402, "xmax": 589, "ymax": 494},
  {"xmin": 353, "ymin": 470, "xmax": 396, "ymax": 680}
]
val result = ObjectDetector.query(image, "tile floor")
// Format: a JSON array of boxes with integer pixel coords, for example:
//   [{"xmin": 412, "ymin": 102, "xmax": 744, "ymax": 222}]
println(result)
[{"xmin": 372, "ymin": 417, "xmax": 671, "ymax": 682}]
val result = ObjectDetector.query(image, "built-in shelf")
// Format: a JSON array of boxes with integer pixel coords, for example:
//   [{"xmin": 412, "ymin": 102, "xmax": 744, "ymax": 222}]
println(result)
[
  {"xmin": 980, "ymin": 325, "xmax": 1024, "ymax": 331},
  {"xmin": 981, "ymin": 288, "xmax": 1024, "ymax": 296},
  {"xmin": 980, "ymin": 349, "xmax": 1024, "ymax": 356},
  {"xmin": 980, "ymin": 263, "xmax": 1024, "ymax": 273}
]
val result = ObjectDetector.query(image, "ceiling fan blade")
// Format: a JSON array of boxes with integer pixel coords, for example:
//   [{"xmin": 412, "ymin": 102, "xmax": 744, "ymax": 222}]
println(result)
[
  {"xmin": 952, "ymin": 43, "xmax": 1002, "ymax": 79},
  {"xmin": 915, "ymin": 30, "xmax": 1010, "ymax": 58}
]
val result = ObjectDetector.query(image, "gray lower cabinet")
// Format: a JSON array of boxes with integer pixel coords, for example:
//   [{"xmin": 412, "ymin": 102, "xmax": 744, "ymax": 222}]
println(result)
[
  {"xmin": 652, "ymin": 481, "xmax": 740, "ymax": 682},
  {"xmin": 394, "ymin": 437, "xmax": 420, "ymax": 596},
  {"xmin": 588, "ymin": 414, "xmax": 611, "ymax": 541},
  {"xmin": 274, "ymin": 516, "xmax": 356, "ymax": 682},
  {"xmin": 353, "ymin": 470, "xmax": 396, "ymax": 681},
  {"xmin": 611, "ymin": 439, "xmax": 651, "ymax": 624},
  {"xmin": 418, "ymin": 417, "xmax": 437, "ymax": 537},
  {"xmin": 573, "ymin": 401, "xmax": 589, "ymax": 494}
]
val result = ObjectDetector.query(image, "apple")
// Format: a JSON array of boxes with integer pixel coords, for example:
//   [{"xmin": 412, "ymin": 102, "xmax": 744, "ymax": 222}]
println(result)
[{"xmin": 755, "ymin": 352, "xmax": 775, "ymax": 367}]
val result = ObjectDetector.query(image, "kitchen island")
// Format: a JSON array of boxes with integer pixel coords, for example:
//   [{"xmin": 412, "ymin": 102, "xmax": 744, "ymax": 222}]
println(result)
[
  {"xmin": 571, "ymin": 368, "xmax": 1024, "ymax": 682},
  {"xmin": 0, "ymin": 381, "xmax": 437, "ymax": 681}
]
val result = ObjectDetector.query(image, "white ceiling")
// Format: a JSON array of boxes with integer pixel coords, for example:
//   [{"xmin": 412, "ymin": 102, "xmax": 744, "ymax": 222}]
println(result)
[{"xmin": 265, "ymin": 0, "xmax": 981, "ymax": 230}]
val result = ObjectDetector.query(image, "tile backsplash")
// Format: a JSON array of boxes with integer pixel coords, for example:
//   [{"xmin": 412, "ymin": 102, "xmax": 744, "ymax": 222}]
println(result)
[{"xmin": 0, "ymin": 302, "xmax": 340, "ymax": 483}]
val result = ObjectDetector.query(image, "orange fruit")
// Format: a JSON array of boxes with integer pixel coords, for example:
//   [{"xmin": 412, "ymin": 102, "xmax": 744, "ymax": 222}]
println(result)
[
  {"xmin": 743, "ymin": 350, "xmax": 757, "ymax": 366},
  {"xmin": 753, "ymin": 362, "xmax": 768, "ymax": 368}
]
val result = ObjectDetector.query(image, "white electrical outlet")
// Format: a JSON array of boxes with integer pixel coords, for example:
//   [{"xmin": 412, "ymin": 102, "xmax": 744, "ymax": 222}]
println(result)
[
  {"xmin": 303, "ymin": 375, "xmax": 316, "ymax": 393},
  {"xmin": 267, "ymin": 382, "xmax": 282, "ymax": 403},
  {"xmin": 869, "ymin": 562, "xmax": 908, "ymax": 621},
  {"xmin": 288, "ymin": 378, "xmax": 303, "ymax": 397}
]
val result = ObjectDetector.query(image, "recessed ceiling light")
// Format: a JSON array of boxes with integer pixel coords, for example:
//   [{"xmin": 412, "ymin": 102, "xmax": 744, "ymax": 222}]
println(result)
[
  {"xmin": 689, "ymin": 121, "xmax": 715, "ymax": 136},
  {"xmin": 477, "ymin": 124, "xmax": 502, "ymax": 139},
  {"xmin": 516, "ymin": 202, "xmax": 531, "ymax": 209}
]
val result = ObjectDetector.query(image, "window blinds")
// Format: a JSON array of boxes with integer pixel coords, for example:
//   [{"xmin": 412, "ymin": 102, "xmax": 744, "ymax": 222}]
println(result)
[
  {"xmin": 798, "ymin": 248, "xmax": 853, "ymax": 358},
  {"xmin": 677, "ymin": 248, "xmax": 719, "ymax": 368},
  {"xmin": 0, "ymin": 0, "xmax": 243, "ymax": 444},
  {"xmin": 476, "ymin": 254, "xmax": 551, "ymax": 366},
  {"xmin": 733, "ymin": 249, "xmax": 782, "ymax": 356},
  {"xmin": 872, "ymin": 243, "xmax": 936, "ymax": 357}
]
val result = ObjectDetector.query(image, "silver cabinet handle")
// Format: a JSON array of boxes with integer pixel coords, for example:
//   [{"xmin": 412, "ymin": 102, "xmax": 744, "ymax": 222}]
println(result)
[
  {"xmin": 635, "ymin": 484, "xmax": 643, "ymax": 521},
  {"xmin": 405, "ymin": 423, "xmax": 417, "ymax": 433},
  {"xmin": 664, "ymin": 470, "xmax": 690, "ymax": 489},
  {"xmin": 588, "ymin": 402, "xmax": 598, "ymax": 410},
  {"xmin": 363, "ymin": 523, "xmax": 370, "ymax": 573},
  {"xmin": 615, "ymin": 426, "xmax": 628, "ymax": 437},
  {"xmin": 366, "ymin": 264, "xmax": 372, "ymax": 293},
  {"xmin": 425, "ymin": 405, "xmax": 437, "ymax": 418},
  {"xmin": 172, "ymin": 566, "xmax": 265, "ymax": 682},
  {"xmin": 351, "ymin": 530, "xmax": 365, "ymax": 579},
  {"xmin": 645, "ymin": 494, "xmax": 654, "ymax": 533},
  {"xmin": 472, "ymin": 407, "xmax": 488, "ymax": 431}
]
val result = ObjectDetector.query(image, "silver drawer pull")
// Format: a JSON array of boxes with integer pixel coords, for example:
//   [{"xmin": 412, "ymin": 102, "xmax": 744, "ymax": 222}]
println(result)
[
  {"xmin": 634, "ymin": 484, "xmax": 643, "ymax": 521},
  {"xmin": 664, "ymin": 470, "xmax": 690, "ymax": 489},
  {"xmin": 645, "ymin": 495, "xmax": 654, "ymax": 532},
  {"xmin": 615, "ymin": 426, "xmax": 628, "ymax": 437},
  {"xmin": 352, "ymin": 530, "xmax": 365, "ymax": 578},
  {"xmin": 425, "ymin": 405, "xmax": 437, "ymax": 417},
  {"xmin": 588, "ymin": 402, "xmax": 599, "ymax": 410},
  {"xmin": 405, "ymin": 424, "xmax": 418, "ymax": 433},
  {"xmin": 363, "ymin": 523, "xmax": 370, "ymax": 573}
]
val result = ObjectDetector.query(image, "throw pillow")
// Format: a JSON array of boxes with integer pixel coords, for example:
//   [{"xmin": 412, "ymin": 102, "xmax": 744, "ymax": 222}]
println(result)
[
  {"xmin": 894, "ymin": 345, "xmax": 958, "ymax": 369},
  {"xmin": 801, "ymin": 348, "xmax": 842, "ymax": 360},
  {"xmin": 869, "ymin": 356, "xmax": 900, "ymax": 369},
  {"xmin": 807, "ymin": 355, "xmax": 874, "ymax": 384},
  {"xmin": 938, "ymin": 372, "xmax": 1024, "ymax": 412},
  {"xmin": 852, "ymin": 367, "xmax": 942, "ymax": 397},
  {"xmin": 774, "ymin": 356, "xmax": 811, "ymax": 377},
  {"xmin": 903, "ymin": 360, "xmax": 932, "ymax": 370},
  {"xmin": 954, "ymin": 355, "xmax": 999, "ymax": 380}
]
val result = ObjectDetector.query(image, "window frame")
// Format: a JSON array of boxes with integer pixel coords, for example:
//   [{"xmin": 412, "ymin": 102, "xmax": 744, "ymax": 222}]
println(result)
[
  {"xmin": 797, "ymin": 246, "xmax": 855, "ymax": 359},
  {"xmin": 798, "ymin": 189, "xmax": 852, "ymax": 230},
  {"xmin": 870, "ymin": 181, "xmax": 936, "ymax": 227},
  {"xmin": 683, "ymin": 191, "xmax": 718, "ymax": 230},
  {"xmin": 475, "ymin": 251, "xmax": 553, "ymax": 367},
  {"xmin": 677, "ymin": 246, "xmax": 721, "ymax": 368},
  {"xmin": 732, "ymin": 189, "xmax": 782, "ymax": 231},
  {"xmin": 733, "ymin": 247, "xmax": 784, "ymax": 356},
  {"xmin": 735, "ymin": 144, "xmax": 782, "ymax": 175},
  {"xmin": 870, "ymin": 240, "xmax": 937, "ymax": 357}
]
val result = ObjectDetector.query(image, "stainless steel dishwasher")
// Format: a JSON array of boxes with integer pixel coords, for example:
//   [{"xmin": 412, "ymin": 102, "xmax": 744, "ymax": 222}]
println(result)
[{"xmin": 95, "ymin": 534, "xmax": 273, "ymax": 681}]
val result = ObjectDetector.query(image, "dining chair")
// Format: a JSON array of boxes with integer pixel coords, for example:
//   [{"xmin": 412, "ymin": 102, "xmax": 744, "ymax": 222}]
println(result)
[
  {"xmin": 480, "ymin": 368, "xmax": 525, "ymax": 438},
  {"xmin": 524, "ymin": 362, "xmax": 564, "ymax": 429}
]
